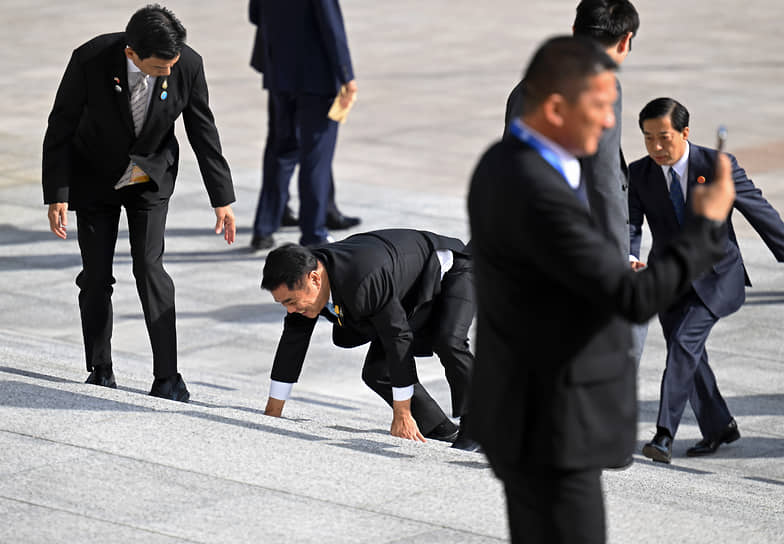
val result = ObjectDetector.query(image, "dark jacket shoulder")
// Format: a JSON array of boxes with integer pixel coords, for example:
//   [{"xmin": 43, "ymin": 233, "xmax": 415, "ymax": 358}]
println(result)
[{"xmin": 74, "ymin": 33, "xmax": 124, "ymax": 59}]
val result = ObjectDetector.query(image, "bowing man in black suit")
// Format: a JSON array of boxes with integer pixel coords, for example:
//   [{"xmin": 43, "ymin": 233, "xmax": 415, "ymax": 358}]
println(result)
[
  {"xmin": 468, "ymin": 36, "xmax": 736, "ymax": 543},
  {"xmin": 42, "ymin": 5, "xmax": 236, "ymax": 401},
  {"xmin": 260, "ymin": 229, "xmax": 480, "ymax": 451},
  {"xmin": 630, "ymin": 98, "xmax": 784, "ymax": 463}
]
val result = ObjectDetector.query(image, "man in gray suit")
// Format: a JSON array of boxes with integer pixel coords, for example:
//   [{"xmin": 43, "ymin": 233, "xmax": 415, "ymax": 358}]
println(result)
[
  {"xmin": 505, "ymin": 0, "xmax": 646, "ymax": 366},
  {"xmin": 506, "ymin": 0, "xmax": 638, "ymax": 257}
]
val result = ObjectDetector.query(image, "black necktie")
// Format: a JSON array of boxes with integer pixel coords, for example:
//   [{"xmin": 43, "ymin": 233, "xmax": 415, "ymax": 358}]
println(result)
[{"xmin": 669, "ymin": 168, "xmax": 685, "ymax": 224}]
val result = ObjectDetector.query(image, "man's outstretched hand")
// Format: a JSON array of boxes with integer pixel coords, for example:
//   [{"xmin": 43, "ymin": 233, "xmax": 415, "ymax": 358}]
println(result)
[
  {"xmin": 214, "ymin": 205, "xmax": 236, "ymax": 244},
  {"xmin": 48, "ymin": 203, "xmax": 68, "ymax": 239}
]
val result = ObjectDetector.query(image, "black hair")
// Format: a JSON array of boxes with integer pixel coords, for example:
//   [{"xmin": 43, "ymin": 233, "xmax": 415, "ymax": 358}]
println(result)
[
  {"xmin": 520, "ymin": 35, "xmax": 617, "ymax": 114},
  {"xmin": 638, "ymin": 97, "xmax": 690, "ymax": 131},
  {"xmin": 261, "ymin": 244, "xmax": 319, "ymax": 291},
  {"xmin": 574, "ymin": 0, "xmax": 640, "ymax": 47},
  {"xmin": 125, "ymin": 4, "xmax": 186, "ymax": 60}
]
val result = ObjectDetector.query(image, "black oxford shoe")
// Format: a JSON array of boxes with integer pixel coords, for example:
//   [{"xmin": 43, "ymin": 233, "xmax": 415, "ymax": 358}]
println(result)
[
  {"xmin": 450, "ymin": 416, "xmax": 482, "ymax": 452},
  {"xmin": 281, "ymin": 206, "xmax": 298, "ymax": 227},
  {"xmin": 606, "ymin": 456, "xmax": 634, "ymax": 471},
  {"xmin": 642, "ymin": 432, "xmax": 672, "ymax": 464},
  {"xmin": 85, "ymin": 365, "xmax": 116, "ymax": 389},
  {"xmin": 451, "ymin": 435, "xmax": 482, "ymax": 452},
  {"xmin": 686, "ymin": 419, "xmax": 740, "ymax": 457},
  {"xmin": 425, "ymin": 418, "xmax": 459, "ymax": 443},
  {"xmin": 149, "ymin": 373, "xmax": 190, "ymax": 403},
  {"xmin": 250, "ymin": 234, "xmax": 275, "ymax": 251},
  {"xmin": 326, "ymin": 213, "xmax": 361, "ymax": 230}
]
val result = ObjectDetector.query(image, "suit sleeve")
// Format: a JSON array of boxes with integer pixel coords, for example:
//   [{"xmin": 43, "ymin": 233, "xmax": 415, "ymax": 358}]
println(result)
[
  {"xmin": 181, "ymin": 58, "xmax": 236, "ymax": 208},
  {"xmin": 355, "ymin": 270, "xmax": 418, "ymax": 388},
  {"xmin": 728, "ymin": 153, "xmax": 784, "ymax": 261},
  {"xmin": 42, "ymin": 50, "xmax": 86, "ymax": 204},
  {"xmin": 583, "ymin": 92, "xmax": 629, "ymax": 258},
  {"xmin": 270, "ymin": 313, "xmax": 319, "ymax": 383},
  {"xmin": 311, "ymin": 0, "xmax": 354, "ymax": 85},
  {"xmin": 521, "ymin": 181, "xmax": 723, "ymax": 324},
  {"xmin": 628, "ymin": 164, "xmax": 645, "ymax": 259}
]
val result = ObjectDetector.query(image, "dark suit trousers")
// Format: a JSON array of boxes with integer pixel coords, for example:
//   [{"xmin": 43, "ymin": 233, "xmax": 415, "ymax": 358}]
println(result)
[
  {"xmin": 253, "ymin": 91, "xmax": 336, "ymax": 245},
  {"xmin": 487, "ymin": 453, "xmax": 605, "ymax": 544},
  {"xmin": 657, "ymin": 291, "xmax": 733, "ymax": 438},
  {"xmin": 75, "ymin": 188, "xmax": 177, "ymax": 378},
  {"xmin": 361, "ymin": 256, "xmax": 475, "ymax": 434}
]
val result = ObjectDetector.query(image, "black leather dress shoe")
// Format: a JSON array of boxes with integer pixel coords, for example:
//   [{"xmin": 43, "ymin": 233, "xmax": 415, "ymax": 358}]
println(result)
[
  {"xmin": 326, "ymin": 213, "xmax": 361, "ymax": 230},
  {"xmin": 149, "ymin": 373, "xmax": 190, "ymax": 402},
  {"xmin": 425, "ymin": 418, "xmax": 459, "ymax": 443},
  {"xmin": 250, "ymin": 234, "xmax": 274, "ymax": 251},
  {"xmin": 687, "ymin": 419, "xmax": 740, "ymax": 457},
  {"xmin": 642, "ymin": 432, "xmax": 672, "ymax": 464},
  {"xmin": 85, "ymin": 365, "xmax": 116, "ymax": 389},
  {"xmin": 281, "ymin": 206, "xmax": 298, "ymax": 227},
  {"xmin": 303, "ymin": 236, "xmax": 334, "ymax": 249},
  {"xmin": 450, "ymin": 416, "xmax": 482, "ymax": 452},
  {"xmin": 606, "ymin": 455, "xmax": 634, "ymax": 471}
]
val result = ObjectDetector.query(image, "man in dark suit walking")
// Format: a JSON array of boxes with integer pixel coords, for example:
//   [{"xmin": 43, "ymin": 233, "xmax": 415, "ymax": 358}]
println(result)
[
  {"xmin": 630, "ymin": 97, "xmax": 784, "ymax": 463},
  {"xmin": 260, "ymin": 229, "xmax": 480, "ymax": 451},
  {"xmin": 248, "ymin": 0, "xmax": 357, "ymax": 250},
  {"xmin": 468, "ymin": 36, "xmax": 736, "ymax": 543},
  {"xmin": 42, "ymin": 5, "xmax": 236, "ymax": 401}
]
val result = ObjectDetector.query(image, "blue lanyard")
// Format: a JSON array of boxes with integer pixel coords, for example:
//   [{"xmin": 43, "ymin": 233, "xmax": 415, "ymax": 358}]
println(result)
[{"xmin": 509, "ymin": 119, "xmax": 569, "ymax": 183}]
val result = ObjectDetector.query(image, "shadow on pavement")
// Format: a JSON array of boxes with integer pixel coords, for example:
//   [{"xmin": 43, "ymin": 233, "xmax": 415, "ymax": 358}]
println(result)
[
  {"xmin": 174, "ymin": 302, "xmax": 283, "ymax": 324},
  {"xmin": 639, "ymin": 393, "xmax": 784, "ymax": 422},
  {"xmin": 744, "ymin": 290, "xmax": 784, "ymax": 306},
  {"xmin": 0, "ymin": 369, "xmax": 415, "ymax": 459}
]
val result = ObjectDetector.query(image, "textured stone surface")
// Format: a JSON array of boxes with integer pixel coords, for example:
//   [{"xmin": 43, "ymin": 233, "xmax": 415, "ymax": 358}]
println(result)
[{"xmin": 1, "ymin": 0, "xmax": 784, "ymax": 542}]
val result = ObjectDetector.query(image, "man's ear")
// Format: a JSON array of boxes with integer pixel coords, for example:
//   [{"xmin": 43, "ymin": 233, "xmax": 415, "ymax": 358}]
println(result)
[
  {"xmin": 617, "ymin": 32, "xmax": 633, "ymax": 56},
  {"xmin": 310, "ymin": 269, "xmax": 321, "ymax": 290},
  {"xmin": 543, "ymin": 94, "xmax": 567, "ymax": 128},
  {"xmin": 682, "ymin": 126, "xmax": 690, "ymax": 141}
]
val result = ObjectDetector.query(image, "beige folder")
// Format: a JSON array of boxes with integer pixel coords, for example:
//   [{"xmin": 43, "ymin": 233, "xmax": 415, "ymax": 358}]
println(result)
[{"xmin": 327, "ymin": 84, "xmax": 356, "ymax": 124}]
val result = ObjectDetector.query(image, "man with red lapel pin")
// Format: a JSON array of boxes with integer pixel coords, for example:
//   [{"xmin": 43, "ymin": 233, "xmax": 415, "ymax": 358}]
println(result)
[
  {"xmin": 42, "ymin": 4, "xmax": 236, "ymax": 401},
  {"xmin": 630, "ymin": 97, "xmax": 784, "ymax": 463}
]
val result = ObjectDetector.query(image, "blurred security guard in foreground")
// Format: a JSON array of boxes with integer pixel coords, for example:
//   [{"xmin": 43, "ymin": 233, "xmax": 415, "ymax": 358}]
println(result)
[{"xmin": 468, "ymin": 36, "xmax": 736, "ymax": 543}]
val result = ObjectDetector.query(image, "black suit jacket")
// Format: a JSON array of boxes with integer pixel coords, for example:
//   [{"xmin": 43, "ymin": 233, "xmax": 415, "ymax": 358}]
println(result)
[
  {"xmin": 629, "ymin": 143, "xmax": 784, "ymax": 318},
  {"xmin": 468, "ymin": 136, "xmax": 725, "ymax": 470},
  {"xmin": 42, "ymin": 33, "xmax": 234, "ymax": 209},
  {"xmin": 270, "ymin": 229, "xmax": 469, "ymax": 388}
]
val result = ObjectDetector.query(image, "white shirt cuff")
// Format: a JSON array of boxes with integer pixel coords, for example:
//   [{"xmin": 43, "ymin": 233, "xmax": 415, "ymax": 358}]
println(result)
[
  {"xmin": 269, "ymin": 380, "xmax": 294, "ymax": 401},
  {"xmin": 629, "ymin": 254, "xmax": 640, "ymax": 262},
  {"xmin": 392, "ymin": 385, "xmax": 415, "ymax": 401}
]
